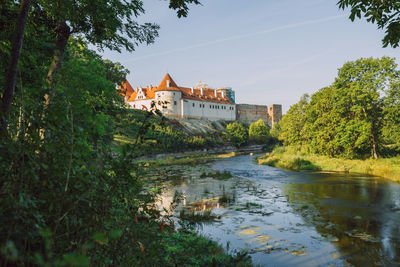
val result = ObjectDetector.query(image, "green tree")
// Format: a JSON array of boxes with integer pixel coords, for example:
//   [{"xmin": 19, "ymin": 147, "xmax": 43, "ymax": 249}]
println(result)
[
  {"xmin": 270, "ymin": 122, "xmax": 281, "ymax": 140},
  {"xmin": 1, "ymin": 0, "xmax": 31, "ymax": 131},
  {"xmin": 1, "ymin": 0, "xmax": 201, "ymax": 132},
  {"xmin": 338, "ymin": 0, "xmax": 400, "ymax": 47},
  {"xmin": 333, "ymin": 57, "xmax": 398, "ymax": 158},
  {"xmin": 382, "ymin": 79, "xmax": 400, "ymax": 150},
  {"xmin": 302, "ymin": 57, "xmax": 399, "ymax": 159},
  {"xmin": 226, "ymin": 122, "xmax": 248, "ymax": 147},
  {"xmin": 278, "ymin": 94, "xmax": 309, "ymax": 146},
  {"xmin": 303, "ymin": 86, "xmax": 341, "ymax": 156},
  {"xmin": 249, "ymin": 119, "xmax": 271, "ymax": 143}
]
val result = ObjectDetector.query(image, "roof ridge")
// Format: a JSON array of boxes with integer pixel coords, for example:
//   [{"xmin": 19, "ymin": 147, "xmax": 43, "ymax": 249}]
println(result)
[{"xmin": 157, "ymin": 73, "xmax": 178, "ymax": 90}]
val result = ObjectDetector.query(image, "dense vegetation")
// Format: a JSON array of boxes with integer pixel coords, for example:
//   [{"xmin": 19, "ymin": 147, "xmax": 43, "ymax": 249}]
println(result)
[
  {"xmin": 226, "ymin": 122, "xmax": 249, "ymax": 147},
  {"xmin": 0, "ymin": 1, "xmax": 254, "ymax": 266},
  {"xmin": 249, "ymin": 120, "xmax": 271, "ymax": 144},
  {"xmin": 113, "ymin": 109, "xmax": 226, "ymax": 157},
  {"xmin": 275, "ymin": 57, "xmax": 400, "ymax": 160},
  {"xmin": 225, "ymin": 120, "xmax": 273, "ymax": 148}
]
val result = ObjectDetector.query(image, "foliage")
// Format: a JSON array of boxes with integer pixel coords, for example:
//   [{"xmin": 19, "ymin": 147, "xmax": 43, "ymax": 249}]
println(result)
[
  {"xmin": 158, "ymin": 230, "xmax": 252, "ymax": 266},
  {"xmin": 249, "ymin": 119, "xmax": 271, "ymax": 144},
  {"xmin": 270, "ymin": 122, "xmax": 281, "ymax": 140},
  {"xmin": 0, "ymin": 1, "xmax": 252, "ymax": 265},
  {"xmin": 338, "ymin": 0, "xmax": 400, "ymax": 47},
  {"xmin": 278, "ymin": 57, "xmax": 400, "ymax": 159},
  {"xmin": 113, "ymin": 109, "xmax": 224, "ymax": 157},
  {"xmin": 278, "ymin": 94, "xmax": 309, "ymax": 146},
  {"xmin": 226, "ymin": 122, "xmax": 248, "ymax": 147},
  {"xmin": 382, "ymin": 79, "xmax": 400, "ymax": 151}
]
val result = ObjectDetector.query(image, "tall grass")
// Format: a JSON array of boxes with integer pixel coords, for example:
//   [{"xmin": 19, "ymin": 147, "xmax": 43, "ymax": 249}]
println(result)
[{"xmin": 258, "ymin": 146, "xmax": 400, "ymax": 182}]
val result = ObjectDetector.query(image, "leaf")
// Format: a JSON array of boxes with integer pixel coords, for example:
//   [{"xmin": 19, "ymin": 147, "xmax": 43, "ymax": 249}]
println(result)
[
  {"xmin": 109, "ymin": 229, "xmax": 123, "ymax": 239},
  {"xmin": 92, "ymin": 232, "xmax": 108, "ymax": 245}
]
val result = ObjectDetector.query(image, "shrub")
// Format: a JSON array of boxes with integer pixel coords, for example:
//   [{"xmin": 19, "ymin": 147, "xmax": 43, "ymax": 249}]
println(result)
[
  {"xmin": 249, "ymin": 120, "xmax": 271, "ymax": 144},
  {"xmin": 226, "ymin": 122, "xmax": 248, "ymax": 147}
]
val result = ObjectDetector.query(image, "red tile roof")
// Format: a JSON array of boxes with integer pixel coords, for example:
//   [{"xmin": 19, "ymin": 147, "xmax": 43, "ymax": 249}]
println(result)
[
  {"xmin": 120, "ymin": 74, "xmax": 233, "ymax": 104},
  {"xmin": 118, "ymin": 80, "xmax": 134, "ymax": 98},
  {"xmin": 155, "ymin": 73, "xmax": 180, "ymax": 91}
]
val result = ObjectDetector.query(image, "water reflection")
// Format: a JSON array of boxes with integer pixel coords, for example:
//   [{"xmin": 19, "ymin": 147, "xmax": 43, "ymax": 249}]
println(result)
[
  {"xmin": 283, "ymin": 174, "xmax": 400, "ymax": 266},
  {"xmin": 154, "ymin": 155, "xmax": 400, "ymax": 266}
]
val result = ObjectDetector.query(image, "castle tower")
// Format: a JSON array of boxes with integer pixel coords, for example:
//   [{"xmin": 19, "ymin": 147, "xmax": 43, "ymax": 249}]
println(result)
[
  {"xmin": 269, "ymin": 104, "xmax": 282, "ymax": 125},
  {"xmin": 154, "ymin": 73, "xmax": 181, "ymax": 117}
]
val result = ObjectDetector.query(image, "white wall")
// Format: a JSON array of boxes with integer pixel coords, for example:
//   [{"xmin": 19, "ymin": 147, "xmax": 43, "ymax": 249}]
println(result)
[
  {"xmin": 127, "ymin": 92, "xmax": 236, "ymax": 121},
  {"xmin": 181, "ymin": 99, "xmax": 235, "ymax": 120},
  {"xmin": 127, "ymin": 99, "xmax": 153, "ymax": 110},
  {"xmin": 155, "ymin": 91, "xmax": 181, "ymax": 117}
]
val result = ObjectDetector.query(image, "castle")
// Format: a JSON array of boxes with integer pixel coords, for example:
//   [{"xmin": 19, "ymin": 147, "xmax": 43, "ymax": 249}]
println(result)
[{"xmin": 121, "ymin": 73, "xmax": 282, "ymax": 126}]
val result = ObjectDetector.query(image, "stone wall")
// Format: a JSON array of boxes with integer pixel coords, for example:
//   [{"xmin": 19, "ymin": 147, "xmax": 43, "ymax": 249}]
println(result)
[
  {"xmin": 269, "ymin": 104, "xmax": 282, "ymax": 125},
  {"xmin": 236, "ymin": 104, "xmax": 271, "ymax": 126}
]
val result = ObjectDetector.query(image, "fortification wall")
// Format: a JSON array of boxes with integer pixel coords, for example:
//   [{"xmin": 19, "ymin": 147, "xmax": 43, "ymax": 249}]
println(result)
[
  {"xmin": 236, "ymin": 104, "xmax": 271, "ymax": 126},
  {"xmin": 269, "ymin": 104, "xmax": 282, "ymax": 125}
]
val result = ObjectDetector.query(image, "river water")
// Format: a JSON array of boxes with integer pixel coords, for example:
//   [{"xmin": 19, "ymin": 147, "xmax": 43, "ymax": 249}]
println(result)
[{"xmin": 156, "ymin": 154, "xmax": 400, "ymax": 266}]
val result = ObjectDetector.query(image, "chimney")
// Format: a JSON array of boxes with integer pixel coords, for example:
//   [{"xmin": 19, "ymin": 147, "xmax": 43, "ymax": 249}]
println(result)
[
  {"xmin": 222, "ymin": 91, "xmax": 225, "ymax": 98},
  {"xmin": 191, "ymin": 87, "xmax": 194, "ymax": 94},
  {"xmin": 201, "ymin": 88, "xmax": 204, "ymax": 95},
  {"xmin": 166, "ymin": 80, "xmax": 170, "ymax": 88},
  {"xmin": 214, "ymin": 89, "xmax": 217, "ymax": 97}
]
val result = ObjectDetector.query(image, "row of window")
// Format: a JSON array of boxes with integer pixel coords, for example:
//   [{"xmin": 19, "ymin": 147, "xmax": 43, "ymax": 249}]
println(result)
[
  {"xmin": 134, "ymin": 102, "xmax": 234, "ymax": 111},
  {"xmin": 191, "ymin": 102, "xmax": 234, "ymax": 110}
]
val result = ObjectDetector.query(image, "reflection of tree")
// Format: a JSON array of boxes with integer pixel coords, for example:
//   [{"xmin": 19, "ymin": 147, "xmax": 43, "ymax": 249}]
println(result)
[
  {"xmin": 283, "ymin": 174, "xmax": 400, "ymax": 266},
  {"xmin": 188, "ymin": 201, "xmax": 222, "ymax": 212}
]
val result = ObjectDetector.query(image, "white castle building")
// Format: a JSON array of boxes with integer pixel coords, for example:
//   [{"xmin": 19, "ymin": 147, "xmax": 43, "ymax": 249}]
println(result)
[
  {"xmin": 121, "ymin": 73, "xmax": 236, "ymax": 121},
  {"xmin": 121, "ymin": 73, "xmax": 283, "ymax": 125}
]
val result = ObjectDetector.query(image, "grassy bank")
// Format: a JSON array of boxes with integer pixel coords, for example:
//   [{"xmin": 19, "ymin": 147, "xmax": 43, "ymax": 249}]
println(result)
[
  {"xmin": 145, "ymin": 229, "xmax": 252, "ymax": 266},
  {"xmin": 258, "ymin": 146, "xmax": 400, "ymax": 182}
]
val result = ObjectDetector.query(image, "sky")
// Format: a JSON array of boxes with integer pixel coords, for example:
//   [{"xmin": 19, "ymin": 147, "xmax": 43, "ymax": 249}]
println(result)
[{"xmin": 100, "ymin": 0, "xmax": 399, "ymax": 113}]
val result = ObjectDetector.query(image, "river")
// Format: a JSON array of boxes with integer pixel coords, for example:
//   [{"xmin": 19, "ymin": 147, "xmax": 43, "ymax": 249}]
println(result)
[{"xmin": 155, "ymin": 154, "xmax": 400, "ymax": 266}]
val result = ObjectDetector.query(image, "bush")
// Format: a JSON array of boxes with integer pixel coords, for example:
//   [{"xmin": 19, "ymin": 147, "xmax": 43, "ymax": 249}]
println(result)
[
  {"xmin": 226, "ymin": 122, "xmax": 248, "ymax": 147},
  {"xmin": 249, "ymin": 120, "xmax": 271, "ymax": 144}
]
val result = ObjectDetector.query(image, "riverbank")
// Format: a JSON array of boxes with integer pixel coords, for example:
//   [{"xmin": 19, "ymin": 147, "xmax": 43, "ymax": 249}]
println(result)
[{"xmin": 258, "ymin": 146, "xmax": 400, "ymax": 182}]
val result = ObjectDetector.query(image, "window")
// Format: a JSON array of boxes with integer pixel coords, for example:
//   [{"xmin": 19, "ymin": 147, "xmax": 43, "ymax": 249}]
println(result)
[
  {"xmin": 192, "ymin": 103, "xmax": 195, "ymax": 107},
  {"xmin": 174, "ymin": 101, "xmax": 177, "ymax": 105}
]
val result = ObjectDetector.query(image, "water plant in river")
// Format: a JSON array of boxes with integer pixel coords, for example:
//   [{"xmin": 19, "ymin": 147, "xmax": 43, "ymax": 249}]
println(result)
[
  {"xmin": 179, "ymin": 209, "xmax": 219, "ymax": 223},
  {"xmin": 200, "ymin": 170, "xmax": 233, "ymax": 179}
]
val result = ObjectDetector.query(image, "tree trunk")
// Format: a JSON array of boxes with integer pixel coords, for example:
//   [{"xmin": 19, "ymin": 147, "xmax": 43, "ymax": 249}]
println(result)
[
  {"xmin": 44, "ymin": 21, "xmax": 70, "ymax": 106},
  {"xmin": 1, "ymin": 0, "xmax": 31, "ymax": 132},
  {"xmin": 39, "ymin": 21, "xmax": 70, "ymax": 140},
  {"xmin": 371, "ymin": 135, "xmax": 378, "ymax": 159}
]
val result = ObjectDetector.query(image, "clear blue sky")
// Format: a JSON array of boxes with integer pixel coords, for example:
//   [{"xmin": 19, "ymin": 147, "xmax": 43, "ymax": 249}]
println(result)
[{"xmin": 101, "ymin": 0, "xmax": 398, "ymax": 113}]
